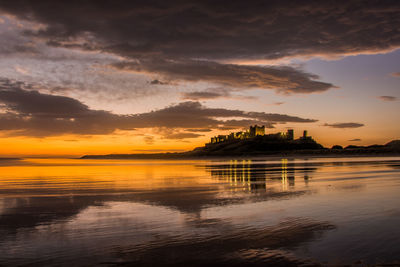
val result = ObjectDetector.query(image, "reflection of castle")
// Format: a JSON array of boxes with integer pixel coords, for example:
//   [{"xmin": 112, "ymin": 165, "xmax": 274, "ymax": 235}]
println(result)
[
  {"xmin": 208, "ymin": 160, "xmax": 266, "ymax": 192},
  {"xmin": 209, "ymin": 125, "xmax": 311, "ymax": 144},
  {"xmin": 207, "ymin": 159, "xmax": 316, "ymax": 192}
]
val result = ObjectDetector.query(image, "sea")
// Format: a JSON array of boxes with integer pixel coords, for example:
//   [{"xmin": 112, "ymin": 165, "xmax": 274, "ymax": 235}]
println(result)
[{"xmin": 0, "ymin": 156, "xmax": 399, "ymax": 266}]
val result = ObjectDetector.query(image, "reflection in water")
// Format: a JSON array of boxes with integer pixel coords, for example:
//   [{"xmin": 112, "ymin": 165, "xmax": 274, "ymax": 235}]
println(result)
[
  {"xmin": 206, "ymin": 158, "xmax": 317, "ymax": 192},
  {"xmin": 117, "ymin": 217, "xmax": 334, "ymax": 267},
  {"xmin": 0, "ymin": 157, "xmax": 400, "ymax": 266}
]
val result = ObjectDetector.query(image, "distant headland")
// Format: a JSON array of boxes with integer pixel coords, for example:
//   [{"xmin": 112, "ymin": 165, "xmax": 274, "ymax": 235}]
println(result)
[{"xmin": 81, "ymin": 125, "xmax": 400, "ymax": 159}]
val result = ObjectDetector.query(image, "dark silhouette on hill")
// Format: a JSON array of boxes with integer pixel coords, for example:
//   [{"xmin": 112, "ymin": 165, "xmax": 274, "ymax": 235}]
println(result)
[
  {"xmin": 190, "ymin": 134, "xmax": 323, "ymax": 156},
  {"xmin": 81, "ymin": 125, "xmax": 400, "ymax": 159}
]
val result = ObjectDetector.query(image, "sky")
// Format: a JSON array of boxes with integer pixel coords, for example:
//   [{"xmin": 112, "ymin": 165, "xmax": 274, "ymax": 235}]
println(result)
[{"xmin": 0, "ymin": 0, "xmax": 399, "ymax": 157}]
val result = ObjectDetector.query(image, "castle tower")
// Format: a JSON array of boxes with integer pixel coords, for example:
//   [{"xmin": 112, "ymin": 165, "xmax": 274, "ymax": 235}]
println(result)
[
  {"xmin": 249, "ymin": 125, "xmax": 265, "ymax": 137},
  {"xmin": 287, "ymin": 129, "xmax": 294, "ymax": 140},
  {"xmin": 249, "ymin": 125, "xmax": 256, "ymax": 137},
  {"xmin": 256, "ymin": 125, "xmax": 265, "ymax": 136}
]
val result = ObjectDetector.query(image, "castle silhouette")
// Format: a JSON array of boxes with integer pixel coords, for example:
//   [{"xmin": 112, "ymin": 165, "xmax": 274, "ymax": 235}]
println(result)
[{"xmin": 209, "ymin": 125, "xmax": 311, "ymax": 144}]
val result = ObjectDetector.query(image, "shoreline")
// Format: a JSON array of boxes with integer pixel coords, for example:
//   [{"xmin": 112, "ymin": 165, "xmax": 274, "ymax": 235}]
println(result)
[
  {"xmin": 80, "ymin": 151, "xmax": 400, "ymax": 160},
  {"xmin": 79, "ymin": 138, "xmax": 400, "ymax": 160}
]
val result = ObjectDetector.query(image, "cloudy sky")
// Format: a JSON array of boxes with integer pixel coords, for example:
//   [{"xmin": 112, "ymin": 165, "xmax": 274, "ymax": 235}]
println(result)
[{"xmin": 0, "ymin": 0, "xmax": 399, "ymax": 156}]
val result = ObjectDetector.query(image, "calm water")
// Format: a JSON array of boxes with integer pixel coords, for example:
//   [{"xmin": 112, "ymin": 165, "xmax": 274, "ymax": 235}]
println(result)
[{"xmin": 0, "ymin": 157, "xmax": 399, "ymax": 266}]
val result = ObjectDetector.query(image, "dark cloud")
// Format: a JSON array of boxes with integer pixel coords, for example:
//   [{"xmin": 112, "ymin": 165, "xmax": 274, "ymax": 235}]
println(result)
[
  {"xmin": 160, "ymin": 131, "xmax": 204, "ymax": 140},
  {"xmin": 114, "ymin": 59, "xmax": 336, "ymax": 94},
  {"xmin": 0, "ymin": 1, "xmax": 398, "ymax": 60},
  {"xmin": 273, "ymin": 102, "xmax": 285, "ymax": 106},
  {"xmin": 0, "ymin": 80, "xmax": 90, "ymax": 118},
  {"xmin": 143, "ymin": 136, "xmax": 155, "ymax": 145},
  {"xmin": 390, "ymin": 72, "xmax": 400, "ymax": 77},
  {"xmin": 185, "ymin": 129, "xmax": 213, "ymax": 133},
  {"xmin": 0, "ymin": 79, "xmax": 128, "ymax": 136},
  {"xmin": 323, "ymin": 122, "xmax": 364, "ymax": 128},
  {"xmin": 181, "ymin": 91, "xmax": 229, "ymax": 100},
  {"xmin": 150, "ymin": 79, "xmax": 168, "ymax": 85},
  {"xmin": 125, "ymin": 101, "xmax": 317, "ymax": 130},
  {"xmin": 348, "ymin": 138, "xmax": 361, "ymax": 141},
  {"xmin": 0, "ymin": 79, "xmax": 317, "ymax": 137},
  {"xmin": 0, "ymin": 43, "xmax": 39, "ymax": 56},
  {"xmin": 12, "ymin": 1, "xmax": 400, "ymax": 94},
  {"xmin": 181, "ymin": 88, "xmax": 256, "ymax": 101},
  {"xmin": 378, "ymin": 95, "xmax": 397, "ymax": 101},
  {"xmin": 265, "ymin": 101, "xmax": 286, "ymax": 106}
]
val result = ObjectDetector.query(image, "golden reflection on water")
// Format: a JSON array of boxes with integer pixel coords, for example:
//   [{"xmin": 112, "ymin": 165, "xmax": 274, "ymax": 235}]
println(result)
[
  {"xmin": 281, "ymin": 158, "xmax": 288, "ymax": 191},
  {"xmin": 0, "ymin": 159, "xmax": 219, "ymax": 197},
  {"xmin": 227, "ymin": 159, "xmax": 252, "ymax": 192},
  {"xmin": 1, "ymin": 157, "xmax": 399, "ymax": 196},
  {"xmin": 209, "ymin": 158, "xmax": 307, "ymax": 193}
]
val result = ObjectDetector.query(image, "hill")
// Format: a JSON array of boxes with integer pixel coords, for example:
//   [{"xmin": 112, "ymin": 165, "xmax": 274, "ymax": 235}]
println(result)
[
  {"xmin": 187, "ymin": 135, "xmax": 324, "ymax": 156},
  {"xmin": 81, "ymin": 138, "xmax": 400, "ymax": 159},
  {"xmin": 386, "ymin": 140, "xmax": 400, "ymax": 148}
]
